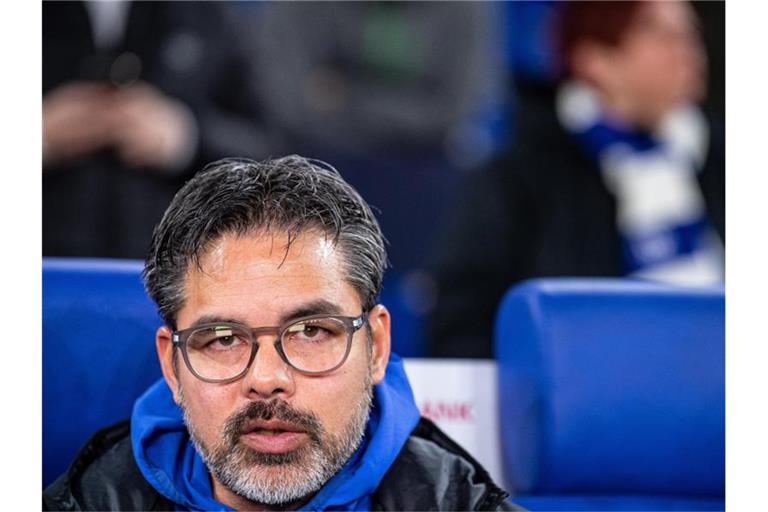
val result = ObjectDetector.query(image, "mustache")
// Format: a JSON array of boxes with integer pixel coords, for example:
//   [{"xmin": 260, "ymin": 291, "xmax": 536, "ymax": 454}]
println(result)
[{"xmin": 223, "ymin": 399, "xmax": 324, "ymax": 446}]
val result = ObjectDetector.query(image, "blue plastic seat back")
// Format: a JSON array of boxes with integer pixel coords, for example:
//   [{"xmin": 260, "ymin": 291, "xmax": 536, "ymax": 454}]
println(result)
[
  {"xmin": 495, "ymin": 279, "xmax": 724, "ymax": 498},
  {"xmin": 379, "ymin": 272, "xmax": 428, "ymax": 358},
  {"xmin": 43, "ymin": 258, "xmax": 164, "ymax": 487}
]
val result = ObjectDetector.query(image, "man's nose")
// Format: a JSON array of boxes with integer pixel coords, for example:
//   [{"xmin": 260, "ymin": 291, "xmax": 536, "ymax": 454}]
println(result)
[{"xmin": 240, "ymin": 336, "xmax": 295, "ymax": 399}]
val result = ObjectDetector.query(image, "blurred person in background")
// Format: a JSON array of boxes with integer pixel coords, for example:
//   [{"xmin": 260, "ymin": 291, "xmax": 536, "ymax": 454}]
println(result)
[
  {"xmin": 43, "ymin": 1, "xmax": 273, "ymax": 258},
  {"xmin": 428, "ymin": 0, "xmax": 725, "ymax": 358},
  {"xmin": 241, "ymin": 1, "xmax": 506, "ymax": 274},
  {"xmin": 248, "ymin": 1, "xmax": 503, "ymax": 163}
]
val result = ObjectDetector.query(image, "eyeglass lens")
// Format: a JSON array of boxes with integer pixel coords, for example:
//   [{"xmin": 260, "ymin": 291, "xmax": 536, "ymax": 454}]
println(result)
[{"xmin": 184, "ymin": 317, "xmax": 351, "ymax": 380}]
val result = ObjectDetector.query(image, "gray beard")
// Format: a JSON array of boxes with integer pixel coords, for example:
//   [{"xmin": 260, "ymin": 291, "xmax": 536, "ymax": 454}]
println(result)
[{"xmin": 180, "ymin": 379, "xmax": 373, "ymax": 507}]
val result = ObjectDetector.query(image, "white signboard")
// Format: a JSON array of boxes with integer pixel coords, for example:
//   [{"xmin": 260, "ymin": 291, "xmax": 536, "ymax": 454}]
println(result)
[{"xmin": 403, "ymin": 358, "xmax": 504, "ymax": 486}]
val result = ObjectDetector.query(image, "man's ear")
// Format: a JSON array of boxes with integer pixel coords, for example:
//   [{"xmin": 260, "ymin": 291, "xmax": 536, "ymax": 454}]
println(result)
[
  {"xmin": 156, "ymin": 325, "xmax": 181, "ymax": 404},
  {"xmin": 367, "ymin": 304, "xmax": 391, "ymax": 385}
]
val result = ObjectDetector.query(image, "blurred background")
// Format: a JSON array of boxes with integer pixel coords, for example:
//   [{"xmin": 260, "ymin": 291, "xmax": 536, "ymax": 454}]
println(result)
[
  {"xmin": 42, "ymin": 2, "xmax": 727, "ymax": 505},
  {"xmin": 42, "ymin": 0, "xmax": 724, "ymax": 359}
]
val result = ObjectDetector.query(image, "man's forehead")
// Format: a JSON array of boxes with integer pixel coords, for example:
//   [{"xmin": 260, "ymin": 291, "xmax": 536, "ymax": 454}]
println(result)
[
  {"xmin": 175, "ymin": 229, "xmax": 360, "ymax": 326},
  {"xmin": 192, "ymin": 229, "xmax": 341, "ymax": 277}
]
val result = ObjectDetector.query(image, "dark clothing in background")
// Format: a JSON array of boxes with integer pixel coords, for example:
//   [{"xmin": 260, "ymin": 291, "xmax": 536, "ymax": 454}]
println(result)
[
  {"xmin": 241, "ymin": 1, "xmax": 504, "ymax": 272},
  {"xmin": 43, "ymin": 419, "xmax": 518, "ymax": 511},
  {"xmin": 249, "ymin": 1, "xmax": 503, "ymax": 159},
  {"xmin": 43, "ymin": 1, "xmax": 269, "ymax": 258},
  {"xmin": 427, "ymin": 85, "xmax": 725, "ymax": 359}
]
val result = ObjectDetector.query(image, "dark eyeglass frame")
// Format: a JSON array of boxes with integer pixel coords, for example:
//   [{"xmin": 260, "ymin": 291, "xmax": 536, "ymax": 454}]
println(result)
[{"xmin": 172, "ymin": 313, "xmax": 367, "ymax": 383}]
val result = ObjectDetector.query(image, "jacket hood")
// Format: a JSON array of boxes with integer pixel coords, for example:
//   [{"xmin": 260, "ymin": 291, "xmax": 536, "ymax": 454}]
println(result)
[{"xmin": 130, "ymin": 353, "xmax": 421, "ymax": 511}]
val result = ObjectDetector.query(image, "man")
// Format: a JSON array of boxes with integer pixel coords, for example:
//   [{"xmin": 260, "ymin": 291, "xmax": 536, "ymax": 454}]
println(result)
[
  {"xmin": 43, "ymin": 156, "xmax": 517, "ymax": 510},
  {"xmin": 428, "ymin": 0, "xmax": 724, "ymax": 358}
]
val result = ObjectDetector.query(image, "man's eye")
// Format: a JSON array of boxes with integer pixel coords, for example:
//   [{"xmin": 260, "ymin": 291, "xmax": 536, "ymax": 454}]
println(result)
[
  {"xmin": 196, "ymin": 333, "xmax": 247, "ymax": 351},
  {"xmin": 302, "ymin": 326, "xmax": 322, "ymax": 338},
  {"xmin": 287, "ymin": 323, "xmax": 332, "ymax": 343},
  {"xmin": 214, "ymin": 335, "xmax": 237, "ymax": 347}
]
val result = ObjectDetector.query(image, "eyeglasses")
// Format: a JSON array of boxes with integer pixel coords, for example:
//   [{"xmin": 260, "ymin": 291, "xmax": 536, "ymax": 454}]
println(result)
[{"xmin": 172, "ymin": 313, "xmax": 367, "ymax": 383}]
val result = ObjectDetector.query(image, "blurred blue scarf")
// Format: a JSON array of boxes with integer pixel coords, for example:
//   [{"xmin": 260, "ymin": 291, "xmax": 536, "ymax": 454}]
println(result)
[{"xmin": 556, "ymin": 80, "xmax": 723, "ymax": 283}]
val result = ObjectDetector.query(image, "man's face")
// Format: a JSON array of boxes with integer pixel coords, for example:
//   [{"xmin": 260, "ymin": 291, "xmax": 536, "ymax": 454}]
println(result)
[{"xmin": 156, "ymin": 230, "xmax": 390, "ymax": 508}]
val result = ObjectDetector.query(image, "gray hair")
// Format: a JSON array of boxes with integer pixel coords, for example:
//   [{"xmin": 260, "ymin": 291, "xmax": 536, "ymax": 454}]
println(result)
[{"xmin": 143, "ymin": 156, "xmax": 387, "ymax": 328}]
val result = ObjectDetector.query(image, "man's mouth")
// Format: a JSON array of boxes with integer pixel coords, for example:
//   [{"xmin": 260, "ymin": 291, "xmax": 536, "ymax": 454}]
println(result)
[{"xmin": 240, "ymin": 419, "xmax": 309, "ymax": 454}]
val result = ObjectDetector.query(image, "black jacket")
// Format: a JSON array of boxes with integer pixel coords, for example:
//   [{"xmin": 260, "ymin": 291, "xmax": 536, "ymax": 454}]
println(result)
[
  {"xmin": 427, "ymin": 84, "xmax": 725, "ymax": 359},
  {"xmin": 43, "ymin": 418, "xmax": 519, "ymax": 511}
]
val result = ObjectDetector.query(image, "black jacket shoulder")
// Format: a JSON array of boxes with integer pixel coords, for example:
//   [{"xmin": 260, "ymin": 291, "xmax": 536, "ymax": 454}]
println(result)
[
  {"xmin": 375, "ymin": 418, "xmax": 519, "ymax": 511},
  {"xmin": 43, "ymin": 421, "xmax": 173, "ymax": 511},
  {"xmin": 44, "ymin": 418, "xmax": 520, "ymax": 511}
]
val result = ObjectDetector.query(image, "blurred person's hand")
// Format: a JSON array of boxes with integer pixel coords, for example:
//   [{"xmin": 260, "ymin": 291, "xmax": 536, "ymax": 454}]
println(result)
[
  {"xmin": 43, "ymin": 82, "xmax": 115, "ymax": 166},
  {"xmin": 107, "ymin": 83, "xmax": 197, "ymax": 171}
]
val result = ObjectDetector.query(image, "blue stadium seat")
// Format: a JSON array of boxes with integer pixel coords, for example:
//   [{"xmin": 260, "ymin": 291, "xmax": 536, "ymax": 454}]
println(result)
[
  {"xmin": 380, "ymin": 272, "xmax": 428, "ymax": 358},
  {"xmin": 495, "ymin": 278, "xmax": 724, "ymax": 511},
  {"xmin": 43, "ymin": 258, "xmax": 163, "ymax": 487}
]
